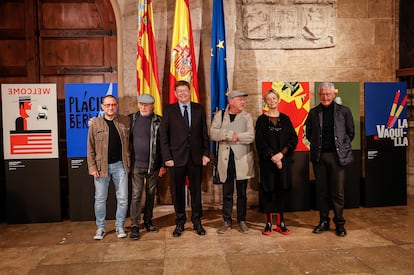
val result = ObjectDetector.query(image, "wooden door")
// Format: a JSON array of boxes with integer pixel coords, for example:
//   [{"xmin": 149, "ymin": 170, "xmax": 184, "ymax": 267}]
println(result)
[{"xmin": 0, "ymin": 0, "xmax": 117, "ymax": 219}]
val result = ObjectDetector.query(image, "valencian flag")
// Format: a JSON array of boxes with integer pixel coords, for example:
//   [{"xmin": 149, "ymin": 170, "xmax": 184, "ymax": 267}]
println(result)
[
  {"xmin": 169, "ymin": 0, "xmax": 200, "ymax": 103},
  {"xmin": 137, "ymin": 0, "xmax": 162, "ymax": 115},
  {"xmin": 210, "ymin": 0, "xmax": 228, "ymax": 114}
]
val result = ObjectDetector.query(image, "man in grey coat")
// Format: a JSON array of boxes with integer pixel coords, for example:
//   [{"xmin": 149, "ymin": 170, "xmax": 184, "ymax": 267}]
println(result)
[{"xmin": 210, "ymin": 90, "xmax": 255, "ymax": 234}]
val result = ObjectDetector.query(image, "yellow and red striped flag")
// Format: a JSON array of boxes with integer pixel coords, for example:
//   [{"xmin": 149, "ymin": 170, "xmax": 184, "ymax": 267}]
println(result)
[
  {"xmin": 137, "ymin": 0, "xmax": 162, "ymax": 115},
  {"xmin": 169, "ymin": 0, "xmax": 200, "ymax": 103}
]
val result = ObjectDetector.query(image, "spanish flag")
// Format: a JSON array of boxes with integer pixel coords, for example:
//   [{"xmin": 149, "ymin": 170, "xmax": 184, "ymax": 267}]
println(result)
[
  {"xmin": 137, "ymin": 0, "xmax": 162, "ymax": 116},
  {"xmin": 169, "ymin": 0, "xmax": 200, "ymax": 103}
]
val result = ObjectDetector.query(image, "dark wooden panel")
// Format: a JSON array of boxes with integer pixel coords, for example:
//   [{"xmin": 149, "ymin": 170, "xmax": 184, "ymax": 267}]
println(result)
[
  {"xmin": 0, "ymin": 0, "xmax": 37, "ymax": 82},
  {"xmin": 400, "ymin": 0, "xmax": 414, "ymax": 68},
  {"xmin": 38, "ymin": 0, "xmax": 118, "ymax": 99},
  {"xmin": 0, "ymin": 0, "xmax": 118, "ymax": 221},
  {"xmin": 0, "ymin": 1, "xmax": 26, "ymax": 29},
  {"xmin": 41, "ymin": 38, "xmax": 105, "ymax": 66},
  {"xmin": 39, "ymin": 2, "xmax": 103, "ymax": 30}
]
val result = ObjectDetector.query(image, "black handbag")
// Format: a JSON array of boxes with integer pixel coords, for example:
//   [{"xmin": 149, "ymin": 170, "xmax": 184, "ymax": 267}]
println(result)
[
  {"xmin": 212, "ymin": 159, "xmax": 221, "ymax": 184},
  {"xmin": 212, "ymin": 110, "xmax": 224, "ymax": 185}
]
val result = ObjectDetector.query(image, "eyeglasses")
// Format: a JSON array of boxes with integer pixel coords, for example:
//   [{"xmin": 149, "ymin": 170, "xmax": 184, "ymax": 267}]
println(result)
[
  {"xmin": 319, "ymin": 93, "xmax": 333, "ymax": 97},
  {"xmin": 176, "ymin": 89, "xmax": 190, "ymax": 93},
  {"xmin": 103, "ymin": 103, "xmax": 117, "ymax": 107}
]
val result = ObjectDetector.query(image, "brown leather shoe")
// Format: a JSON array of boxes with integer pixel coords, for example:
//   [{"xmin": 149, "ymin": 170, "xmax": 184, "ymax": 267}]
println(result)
[
  {"xmin": 217, "ymin": 222, "xmax": 231, "ymax": 234},
  {"xmin": 238, "ymin": 221, "xmax": 249, "ymax": 234}
]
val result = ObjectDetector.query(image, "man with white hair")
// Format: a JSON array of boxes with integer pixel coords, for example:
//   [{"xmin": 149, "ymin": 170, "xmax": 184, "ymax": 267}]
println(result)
[{"xmin": 129, "ymin": 94, "xmax": 166, "ymax": 240}]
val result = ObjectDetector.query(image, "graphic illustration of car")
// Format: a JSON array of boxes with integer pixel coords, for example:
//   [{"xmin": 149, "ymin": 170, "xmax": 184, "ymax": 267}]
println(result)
[{"xmin": 37, "ymin": 105, "xmax": 48, "ymax": 120}]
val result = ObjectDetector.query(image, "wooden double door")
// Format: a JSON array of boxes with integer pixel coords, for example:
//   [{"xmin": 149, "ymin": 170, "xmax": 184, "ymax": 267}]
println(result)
[{"xmin": 0, "ymin": 0, "xmax": 117, "ymax": 219}]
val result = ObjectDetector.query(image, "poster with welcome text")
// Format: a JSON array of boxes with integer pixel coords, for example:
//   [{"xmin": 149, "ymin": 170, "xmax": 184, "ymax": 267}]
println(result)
[
  {"xmin": 2, "ymin": 84, "xmax": 59, "ymax": 160},
  {"xmin": 1, "ymin": 83, "xmax": 60, "ymax": 223},
  {"xmin": 364, "ymin": 82, "xmax": 407, "ymax": 207}
]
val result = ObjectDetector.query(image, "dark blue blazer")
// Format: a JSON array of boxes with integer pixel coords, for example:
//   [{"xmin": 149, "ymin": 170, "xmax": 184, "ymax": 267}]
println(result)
[{"xmin": 160, "ymin": 102, "xmax": 210, "ymax": 166}]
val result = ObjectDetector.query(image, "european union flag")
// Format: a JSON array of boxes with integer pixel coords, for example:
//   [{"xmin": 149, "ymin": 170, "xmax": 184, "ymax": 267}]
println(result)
[{"xmin": 210, "ymin": 0, "xmax": 228, "ymax": 116}]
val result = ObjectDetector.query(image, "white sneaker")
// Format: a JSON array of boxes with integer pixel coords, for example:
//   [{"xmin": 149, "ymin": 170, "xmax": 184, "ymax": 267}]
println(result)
[
  {"xmin": 116, "ymin": 227, "xmax": 127, "ymax": 238},
  {"xmin": 93, "ymin": 228, "xmax": 105, "ymax": 240}
]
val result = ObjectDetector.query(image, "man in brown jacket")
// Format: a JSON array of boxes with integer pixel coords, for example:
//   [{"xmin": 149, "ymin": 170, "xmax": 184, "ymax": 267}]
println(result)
[{"xmin": 87, "ymin": 95, "xmax": 131, "ymax": 240}]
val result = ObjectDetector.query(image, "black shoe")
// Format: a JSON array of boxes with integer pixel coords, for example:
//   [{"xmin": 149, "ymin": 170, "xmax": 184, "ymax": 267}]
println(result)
[
  {"xmin": 335, "ymin": 225, "xmax": 347, "ymax": 237},
  {"xmin": 144, "ymin": 222, "xmax": 159, "ymax": 233},
  {"xmin": 130, "ymin": 226, "xmax": 140, "ymax": 240},
  {"xmin": 276, "ymin": 221, "xmax": 291, "ymax": 235},
  {"xmin": 193, "ymin": 223, "xmax": 206, "ymax": 236},
  {"xmin": 312, "ymin": 221, "xmax": 330, "ymax": 234},
  {"xmin": 262, "ymin": 222, "xmax": 272, "ymax": 236},
  {"xmin": 173, "ymin": 225, "xmax": 184, "ymax": 237}
]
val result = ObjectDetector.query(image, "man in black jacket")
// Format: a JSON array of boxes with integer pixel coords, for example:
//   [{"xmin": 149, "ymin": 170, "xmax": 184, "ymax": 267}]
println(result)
[
  {"xmin": 129, "ymin": 94, "xmax": 166, "ymax": 240},
  {"xmin": 305, "ymin": 82, "xmax": 355, "ymax": 237}
]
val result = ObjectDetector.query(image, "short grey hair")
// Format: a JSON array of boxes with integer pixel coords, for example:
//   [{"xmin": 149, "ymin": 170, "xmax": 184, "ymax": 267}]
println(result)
[{"xmin": 318, "ymin": 82, "xmax": 335, "ymax": 92}]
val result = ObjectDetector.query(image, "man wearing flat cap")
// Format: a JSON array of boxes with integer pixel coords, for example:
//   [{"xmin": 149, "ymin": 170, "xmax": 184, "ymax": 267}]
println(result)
[
  {"xmin": 210, "ymin": 90, "xmax": 255, "ymax": 234},
  {"xmin": 128, "ymin": 94, "xmax": 166, "ymax": 240}
]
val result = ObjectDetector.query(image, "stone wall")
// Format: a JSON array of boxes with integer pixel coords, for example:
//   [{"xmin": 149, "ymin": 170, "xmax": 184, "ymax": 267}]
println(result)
[{"xmin": 111, "ymin": 0, "xmax": 413, "ymax": 203}]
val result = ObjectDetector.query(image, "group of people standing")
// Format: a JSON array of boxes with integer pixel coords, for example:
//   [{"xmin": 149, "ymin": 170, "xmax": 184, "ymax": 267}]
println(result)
[{"xmin": 87, "ymin": 80, "xmax": 355, "ymax": 240}]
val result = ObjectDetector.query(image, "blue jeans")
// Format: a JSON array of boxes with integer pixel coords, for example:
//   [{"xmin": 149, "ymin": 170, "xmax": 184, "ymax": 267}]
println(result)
[{"xmin": 94, "ymin": 161, "xmax": 128, "ymax": 229}]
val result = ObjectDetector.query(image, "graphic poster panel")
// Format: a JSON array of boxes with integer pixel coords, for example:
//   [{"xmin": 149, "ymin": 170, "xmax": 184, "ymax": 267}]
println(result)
[
  {"xmin": 364, "ymin": 82, "xmax": 407, "ymax": 207},
  {"xmin": 364, "ymin": 82, "xmax": 408, "ymax": 147},
  {"xmin": 1, "ymin": 84, "xmax": 59, "ymax": 160},
  {"xmin": 315, "ymin": 82, "xmax": 361, "ymax": 150},
  {"xmin": 262, "ymin": 82, "xmax": 310, "ymax": 151},
  {"xmin": 65, "ymin": 83, "xmax": 118, "ymax": 158}
]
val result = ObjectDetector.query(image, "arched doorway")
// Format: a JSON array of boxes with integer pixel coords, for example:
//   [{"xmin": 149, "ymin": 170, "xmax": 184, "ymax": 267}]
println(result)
[{"xmin": 0, "ymin": 0, "xmax": 118, "ymax": 219}]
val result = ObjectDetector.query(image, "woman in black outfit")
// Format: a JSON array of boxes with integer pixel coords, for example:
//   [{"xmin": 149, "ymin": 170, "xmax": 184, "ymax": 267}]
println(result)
[{"xmin": 255, "ymin": 89, "xmax": 298, "ymax": 235}]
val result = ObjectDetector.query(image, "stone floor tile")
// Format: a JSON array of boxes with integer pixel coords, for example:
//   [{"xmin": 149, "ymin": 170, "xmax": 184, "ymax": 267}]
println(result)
[
  {"xmin": 37, "ymin": 243, "xmax": 107, "ymax": 265},
  {"xmin": 28, "ymin": 260, "xmax": 164, "ymax": 275},
  {"xmin": 163, "ymin": 256, "xmax": 231, "ymax": 275},
  {"xmin": 103, "ymin": 240, "xmax": 165, "ymax": 261},
  {"xmin": 349, "ymin": 246, "xmax": 414, "ymax": 274},
  {"xmin": 220, "ymin": 230, "xmax": 284, "ymax": 255},
  {"xmin": 227, "ymin": 254, "xmax": 303, "ymax": 275},
  {"xmin": 288, "ymin": 250, "xmax": 375, "ymax": 274},
  {"xmin": 165, "ymin": 235, "xmax": 224, "ymax": 258}
]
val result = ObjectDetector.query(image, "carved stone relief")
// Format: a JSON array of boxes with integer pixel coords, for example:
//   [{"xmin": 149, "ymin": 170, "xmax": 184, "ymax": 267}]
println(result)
[{"xmin": 237, "ymin": 0, "xmax": 337, "ymax": 49}]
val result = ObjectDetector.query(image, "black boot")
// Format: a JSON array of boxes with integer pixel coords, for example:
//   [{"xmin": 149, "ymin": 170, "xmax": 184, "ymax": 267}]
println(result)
[
  {"xmin": 276, "ymin": 213, "xmax": 291, "ymax": 235},
  {"xmin": 262, "ymin": 213, "xmax": 272, "ymax": 236}
]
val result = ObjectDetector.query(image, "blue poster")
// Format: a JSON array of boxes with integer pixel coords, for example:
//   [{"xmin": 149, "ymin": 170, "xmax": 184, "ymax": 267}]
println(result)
[
  {"xmin": 65, "ymin": 83, "xmax": 117, "ymax": 157},
  {"xmin": 364, "ymin": 82, "xmax": 408, "ymax": 147},
  {"xmin": 364, "ymin": 82, "xmax": 407, "ymax": 207}
]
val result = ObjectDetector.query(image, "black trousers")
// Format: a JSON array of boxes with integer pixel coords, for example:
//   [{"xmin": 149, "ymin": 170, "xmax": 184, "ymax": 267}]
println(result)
[
  {"xmin": 169, "ymin": 158, "xmax": 203, "ymax": 226},
  {"xmin": 130, "ymin": 166, "xmax": 158, "ymax": 227},
  {"xmin": 313, "ymin": 152, "xmax": 345, "ymax": 226},
  {"xmin": 222, "ymin": 151, "xmax": 247, "ymax": 224}
]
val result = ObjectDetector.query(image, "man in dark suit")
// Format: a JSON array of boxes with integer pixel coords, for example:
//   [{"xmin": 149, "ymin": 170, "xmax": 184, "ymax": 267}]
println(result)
[{"xmin": 160, "ymin": 80, "xmax": 210, "ymax": 237}]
